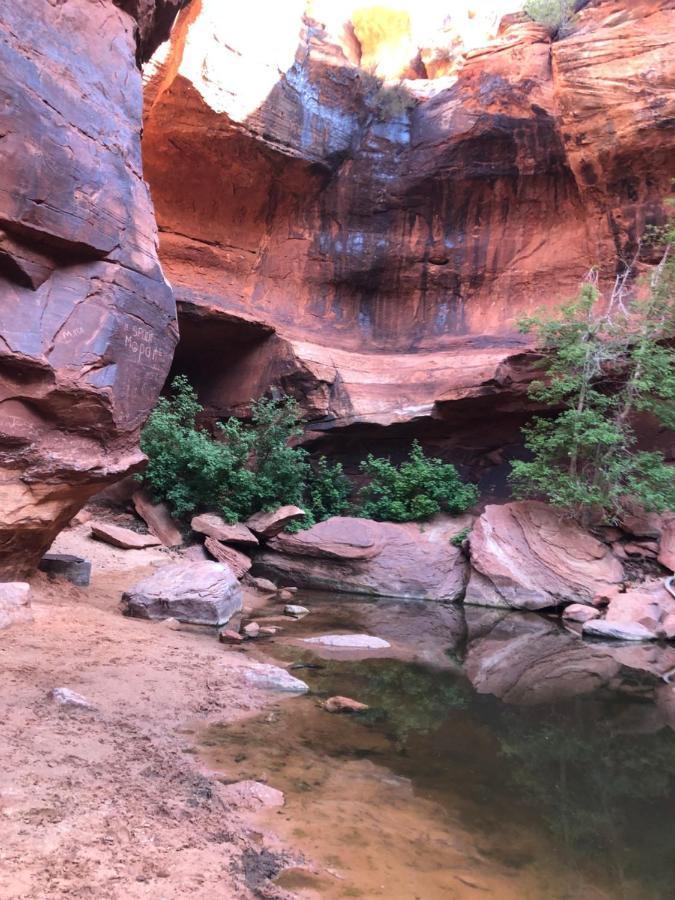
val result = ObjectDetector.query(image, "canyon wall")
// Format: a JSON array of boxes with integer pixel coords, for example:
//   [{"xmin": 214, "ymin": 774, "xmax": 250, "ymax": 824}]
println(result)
[
  {"xmin": 0, "ymin": 1, "xmax": 184, "ymax": 577},
  {"xmin": 143, "ymin": 0, "xmax": 674, "ymax": 466}
]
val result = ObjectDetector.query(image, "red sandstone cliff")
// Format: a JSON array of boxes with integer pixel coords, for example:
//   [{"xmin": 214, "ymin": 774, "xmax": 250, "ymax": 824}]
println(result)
[
  {"xmin": 142, "ymin": 0, "xmax": 674, "ymax": 452},
  {"xmin": 0, "ymin": 1, "xmax": 185, "ymax": 577}
]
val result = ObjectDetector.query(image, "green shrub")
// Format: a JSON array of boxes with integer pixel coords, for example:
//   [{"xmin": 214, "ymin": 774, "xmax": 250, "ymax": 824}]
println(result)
[
  {"xmin": 359, "ymin": 71, "xmax": 417, "ymax": 121},
  {"xmin": 450, "ymin": 526, "xmax": 471, "ymax": 547},
  {"xmin": 307, "ymin": 456, "xmax": 351, "ymax": 522},
  {"xmin": 357, "ymin": 441, "xmax": 478, "ymax": 523},
  {"xmin": 523, "ymin": 0, "xmax": 575, "ymax": 34},
  {"xmin": 140, "ymin": 377, "xmax": 309, "ymax": 523},
  {"xmin": 509, "ymin": 240, "xmax": 675, "ymax": 525}
]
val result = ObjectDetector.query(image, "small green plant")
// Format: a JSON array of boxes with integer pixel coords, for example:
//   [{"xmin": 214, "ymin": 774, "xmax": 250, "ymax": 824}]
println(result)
[
  {"xmin": 509, "ymin": 230, "xmax": 675, "ymax": 525},
  {"xmin": 359, "ymin": 71, "xmax": 417, "ymax": 121},
  {"xmin": 523, "ymin": 0, "xmax": 575, "ymax": 35},
  {"xmin": 450, "ymin": 526, "xmax": 471, "ymax": 547},
  {"xmin": 357, "ymin": 441, "xmax": 478, "ymax": 523}
]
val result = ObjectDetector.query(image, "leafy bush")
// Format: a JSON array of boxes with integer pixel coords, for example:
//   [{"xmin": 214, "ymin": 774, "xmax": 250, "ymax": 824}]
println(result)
[
  {"xmin": 509, "ymin": 241, "xmax": 675, "ymax": 524},
  {"xmin": 359, "ymin": 71, "xmax": 417, "ymax": 121},
  {"xmin": 140, "ymin": 377, "xmax": 309, "ymax": 523},
  {"xmin": 523, "ymin": 0, "xmax": 575, "ymax": 34},
  {"xmin": 307, "ymin": 456, "xmax": 351, "ymax": 522},
  {"xmin": 357, "ymin": 441, "xmax": 478, "ymax": 523}
]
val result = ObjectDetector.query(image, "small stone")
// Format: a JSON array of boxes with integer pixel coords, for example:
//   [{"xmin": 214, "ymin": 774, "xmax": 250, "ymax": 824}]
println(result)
[
  {"xmin": 50, "ymin": 687, "xmax": 95, "ymax": 710},
  {"xmin": 0, "ymin": 582, "xmax": 33, "ymax": 630},
  {"xmin": 219, "ymin": 629, "xmax": 244, "ymax": 644},
  {"xmin": 217, "ymin": 780, "xmax": 284, "ymax": 811},
  {"xmin": 611, "ymin": 542, "xmax": 628, "ymax": 560},
  {"xmin": 259, "ymin": 626, "xmax": 279, "ymax": 636},
  {"xmin": 302, "ymin": 633, "xmax": 390, "ymax": 649},
  {"xmin": 278, "ymin": 589, "xmax": 294, "ymax": 602},
  {"xmin": 280, "ymin": 586, "xmax": 298, "ymax": 594},
  {"xmin": 243, "ymin": 622, "xmax": 260, "ymax": 638},
  {"xmin": 562, "ymin": 604, "xmax": 600, "ymax": 623},
  {"xmin": 90, "ymin": 521, "xmax": 162, "ymax": 550},
  {"xmin": 161, "ymin": 617, "xmax": 182, "ymax": 630},
  {"xmin": 322, "ymin": 696, "xmax": 369, "ymax": 713},
  {"xmin": 70, "ymin": 509, "xmax": 93, "ymax": 526},
  {"xmin": 243, "ymin": 663, "xmax": 309, "ymax": 693},
  {"xmin": 284, "ymin": 604, "xmax": 310, "ymax": 618},
  {"xmin": 39, "ymin": 554, "xmax": 91, "ymax": 587}
]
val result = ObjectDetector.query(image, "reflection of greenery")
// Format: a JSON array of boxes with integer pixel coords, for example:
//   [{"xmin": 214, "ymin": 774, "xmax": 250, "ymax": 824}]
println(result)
[
  {"xmin": 311, "ymin": 658, "xmax": 469, "ymax": 746},
  {"xmin": 500, "ymin": 707, "xmax": 675, "ymax": 896}
]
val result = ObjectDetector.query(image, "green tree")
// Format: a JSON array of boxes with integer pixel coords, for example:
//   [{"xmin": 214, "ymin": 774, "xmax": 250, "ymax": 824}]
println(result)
[
  {"xmin": 509, "ymin": 239, "xmax": 675, "ymax": 525},
  {"xmin": 523, "ymin": 0, "xmax": 575, "ymax": 34},
  {"xmin": 357, "ymin": 440, "xmax": 478, "ymax": 523}
]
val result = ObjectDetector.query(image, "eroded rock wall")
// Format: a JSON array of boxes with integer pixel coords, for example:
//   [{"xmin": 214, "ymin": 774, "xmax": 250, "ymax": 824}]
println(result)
[
  {"xmin": 142, "ymin": 0, "xmax": 674, "ymax": 462},
  {"xmin": 0, "ymin": 1, "xmax": 183, "ymax": 577}
]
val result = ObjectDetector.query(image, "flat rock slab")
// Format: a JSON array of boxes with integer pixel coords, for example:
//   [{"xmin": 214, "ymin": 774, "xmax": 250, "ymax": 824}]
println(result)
[
  {"xmin": 91, "ymin": 521, "xmax": 162, "ymax": 550},
  {"xmin": 123, "ymin": 561, "xmax": 242, "ymax": 626},
  {"xmin": 0, "ymin": 582, "xmax": 33, "ymax": 630},
  {"xmin": 204, "ymin": 538, "xmax": 252, "ymax": 579},
  {"xmin": 302, "ymin": 633, "xmax": 391, "ymax": 649},
  {"xmin": 39, "ymin": 553, "xmax": 91, "ymax": 587},
  {"xmin": 191, "ymin": 514, "xmax": 258, "ymax": 547},
  {"xmin": 243, "ymin": 663, "xmax": 309, "ymax": 693},
  {"xmin": 583, "ymin": 620, "xmax": 658, "ymax": 642},
  {"xmin": 133, "ymin": 490, "xmax": 183, "ymax": 547},
  {"xmin": 246, "ymin": 506, "xmax": 306, "ymax": 538}
]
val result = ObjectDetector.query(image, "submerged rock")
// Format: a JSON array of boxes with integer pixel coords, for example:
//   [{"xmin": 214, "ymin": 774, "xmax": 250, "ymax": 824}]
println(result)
[
  {"xmin": 322, "ymin": 696, "xmax": 369, "ymax": 713},
  {"xmin": 123, "ymin": 561, "xmax": 242, "ymax": 625},
  {"xmin": 302, "ymin": 634, "xmax": 390, "ymax": 649},
  {"xmin": 466, "ymin": 502, "xmax": 624, "ymax": 610},
  {"xmin": 284, "ymin": 605, "xmax": 310, "ymax": 619}
]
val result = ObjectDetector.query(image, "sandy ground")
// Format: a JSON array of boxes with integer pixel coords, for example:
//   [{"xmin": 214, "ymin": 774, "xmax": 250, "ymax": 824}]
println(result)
[{"xmin": 0, "ymin": 526, "xmax": 300, "ymax": 900}]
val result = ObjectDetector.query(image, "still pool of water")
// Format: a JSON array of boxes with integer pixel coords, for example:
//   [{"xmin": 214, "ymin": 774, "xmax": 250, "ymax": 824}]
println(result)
[{"xmin": 198, "ymin": 594, "xmax": 675, "ymax": 899}]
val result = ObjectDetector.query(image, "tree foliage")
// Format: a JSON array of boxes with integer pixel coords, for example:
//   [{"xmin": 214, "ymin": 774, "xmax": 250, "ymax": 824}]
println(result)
[
  {"xmin": 140, "ymin": 377, "xmax": 311, "ymax": 523},
  {"xmin": 357, "ymin": 440, "xmax": 478, "ymax": 523},
  {"xmin": 510, "ymin": 234, "xmax": 675, "ymax": 524}
]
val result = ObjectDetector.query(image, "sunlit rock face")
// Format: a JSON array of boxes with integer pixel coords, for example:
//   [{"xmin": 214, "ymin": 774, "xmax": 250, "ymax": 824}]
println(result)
[
  {"xmin": 143, "ymin": 0, "xmax": 674, "ymax": 457},
  {"xmin": 0, "ymin": 1, "xmax": 181, "ymax": 578}
]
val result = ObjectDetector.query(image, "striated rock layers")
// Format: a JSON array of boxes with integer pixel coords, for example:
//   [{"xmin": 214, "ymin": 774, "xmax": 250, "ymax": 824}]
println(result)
[
  {"xmin": 143, "ymin": 0, "xmax": 674, "ymax": 457},
  {"xmin": 0, "ymin": 2, "xmax": 184, "ymax": 577}
]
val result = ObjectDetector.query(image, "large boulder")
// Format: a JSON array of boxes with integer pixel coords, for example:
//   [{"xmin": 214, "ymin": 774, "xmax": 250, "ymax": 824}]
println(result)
[
  {"xmin": 203, "ymin": 538, "xmax": 252, "ymax": 579},
  {"xmin": 466, "ymin": 502, "xmax": 624, "ymax": 610},
  {"xmin": 256, "ymin": 515, "xmax": 470, "ymax": 601},
  {"xmin": 191, "ymin": 515, "xmax": 258, "ymax": 547},
  {"xmin": 90, "ymin": 521, "xmax": 162, "ymax": 550},
  {"xmin": 122, "ymin": 561, "xmax": 242, "ymax": 625},
  {"xmin": 0, "ymin": 1, "xmax": 184, "ymax": 579}
]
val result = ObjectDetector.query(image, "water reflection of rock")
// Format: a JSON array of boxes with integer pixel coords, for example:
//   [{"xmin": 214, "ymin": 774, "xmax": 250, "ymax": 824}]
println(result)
[{"xmin": 462, "ymin": 608, "xmax": 675, "ymax": 729}]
